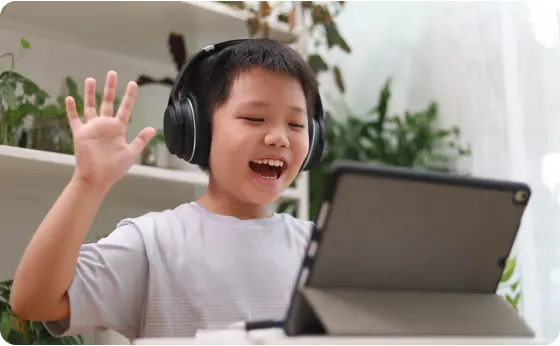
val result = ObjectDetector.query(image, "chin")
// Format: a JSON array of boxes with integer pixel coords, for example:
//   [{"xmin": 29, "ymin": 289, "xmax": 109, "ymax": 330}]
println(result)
[{"xmin": 243, "ymin": 190, "xmax": 283, "ymax": 206}]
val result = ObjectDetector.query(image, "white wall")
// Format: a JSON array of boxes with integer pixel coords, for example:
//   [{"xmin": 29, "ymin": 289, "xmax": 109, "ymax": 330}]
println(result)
[{"xmin": 313, "ymin": 0, "xmax": 559, "ymax": 176}]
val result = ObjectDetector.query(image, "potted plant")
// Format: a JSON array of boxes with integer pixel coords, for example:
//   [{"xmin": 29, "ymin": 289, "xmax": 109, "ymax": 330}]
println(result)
[
  {"xmin": 0, "ymin": 38, "xmax": 52, "ymax": 148},
  {"xmin": 499, "ymin": 257, "xmax": 522, "ymax": 312},
  {"xmin": 133, "ymin": 33, "xmax": 194, "ymax": 170},
  {"xmin": 0, "ymin": 280, "xmax": 84, "ymax": 345}
]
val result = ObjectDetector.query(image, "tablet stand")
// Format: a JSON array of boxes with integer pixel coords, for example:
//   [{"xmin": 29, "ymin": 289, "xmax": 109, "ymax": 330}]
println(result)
[{"xmin": 284, "ymin": 287, "xmax": 535, "ymax": 337}]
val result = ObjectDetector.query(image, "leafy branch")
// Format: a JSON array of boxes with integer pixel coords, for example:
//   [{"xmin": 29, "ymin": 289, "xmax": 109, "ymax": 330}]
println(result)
[{"xmin": 220, "ymin": 1, "xmax": 351, "ymax": 94}]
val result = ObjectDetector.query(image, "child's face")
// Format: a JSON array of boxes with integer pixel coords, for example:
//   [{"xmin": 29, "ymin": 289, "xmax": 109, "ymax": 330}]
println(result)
[{"xmin": 208, "ymin": 67, "xmax": 310, "ymax": 205}]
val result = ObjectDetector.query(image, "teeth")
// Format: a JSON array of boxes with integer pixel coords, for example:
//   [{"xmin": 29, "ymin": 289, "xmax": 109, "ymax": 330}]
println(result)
[
  {"xmin": 251, "ymin": 159, "xmax": 284, "ymax": 167},
  {"xmin": 256, "ymin": 173, "xmax": 278, "ymax": 180}
]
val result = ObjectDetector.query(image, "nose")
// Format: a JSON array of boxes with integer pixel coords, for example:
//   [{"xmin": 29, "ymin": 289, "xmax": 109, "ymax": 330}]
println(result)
[{"xmin": 264, "ymin": 128, "xmax": 290, "ymax": 148}]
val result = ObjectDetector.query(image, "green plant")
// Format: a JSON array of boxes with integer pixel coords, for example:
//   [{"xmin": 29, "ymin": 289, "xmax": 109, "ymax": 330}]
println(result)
[
  {"xmin": 298, "ymin": 1, "xmax": 350, "ymax": 94},
  {"xmin": 1, "ymin": 280, "xmax": 83, "ymax": 345},
  {"xmin": 0, "ymin": 38, "xmax": 116, "ymax": 154},
  {"xmin": 221, "ymin": 1, "xmax": 350, "ymax": 94},
  {"xmin": 142, "ymin": 129, "xmax": 166, "ymax": 166},
  {"xmin": 0, "ymin": 38, "xmax": 52, "ymax": 147},
  {"xmin": 499, "ymin": 257, "xmax": 522, "ymax": 312},
  {"xmin": 305, "ymin": 78, "xmax": 471, "ymax": 219},
  {"xmin": 30, "ymin": 76, "xmax": 122, "ymax": 155}
]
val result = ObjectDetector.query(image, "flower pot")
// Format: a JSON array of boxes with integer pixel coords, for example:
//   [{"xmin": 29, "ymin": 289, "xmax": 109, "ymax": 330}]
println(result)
[{"xmin": 167, "ymin": 154, "xmax": 201, "ymax": 172}]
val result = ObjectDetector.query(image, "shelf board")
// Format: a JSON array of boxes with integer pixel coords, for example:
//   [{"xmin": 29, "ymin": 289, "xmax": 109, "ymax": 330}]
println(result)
[
  {"xmin": 0, "ymin": 1, "xmax": 297, "ymax": 64},
  {"xmin": 0, "ymin": 145, "xmax": 301, "ymax": 281},
  {"xmin": 0, "ymin": 145, "xmax": 301, "ymax": 202}
]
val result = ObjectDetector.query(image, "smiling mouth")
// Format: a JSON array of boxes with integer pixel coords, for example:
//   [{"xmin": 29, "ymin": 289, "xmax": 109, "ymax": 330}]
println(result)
[{"xmin": 249, "ymin": 158, "xmax": 287, "ymax": 180}]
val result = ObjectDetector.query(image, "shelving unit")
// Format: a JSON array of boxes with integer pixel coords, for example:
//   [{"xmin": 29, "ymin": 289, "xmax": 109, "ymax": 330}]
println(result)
[
  {"xmin": 0, "ymin": 1, "xmax": 297, "ymax": 64},
  {"xmin": 0, "ymin": 144, "xmax": 306, "ymax": 279},
  {"xmin": 0, "ymin": 2, "xmax": 308, "ymax": 344}
]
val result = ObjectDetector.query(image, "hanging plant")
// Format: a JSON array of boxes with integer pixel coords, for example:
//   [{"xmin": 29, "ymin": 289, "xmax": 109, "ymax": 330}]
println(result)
[{"xmin": 499, "ymin": 257, "xmax": 522, "ymax": 312}]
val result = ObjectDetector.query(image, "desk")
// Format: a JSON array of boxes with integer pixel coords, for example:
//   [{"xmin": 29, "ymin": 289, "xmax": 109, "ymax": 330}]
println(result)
[{"xmin": 134, "ymin": 337, "xmax": 552, "ymax": 346}]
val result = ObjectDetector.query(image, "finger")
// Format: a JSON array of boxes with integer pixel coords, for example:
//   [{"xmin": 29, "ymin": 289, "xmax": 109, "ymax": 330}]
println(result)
[
  {"xmin": 65, "ymin": 96, "xmax": 83, "ymax": 132},
  {"xmin": 116, "ymin": 81, "xmax": 137, "ymax": 124},
  {"xmin": 83, "ymin": 78, "xmax": 97, "ymax": 121},
  {"xmin": 129, "ymin": 127, "xmax": 156, "ymax": 157},
  {"xmin": 99, "ymin": 71, "xmax": 118, "ymax": 117}
]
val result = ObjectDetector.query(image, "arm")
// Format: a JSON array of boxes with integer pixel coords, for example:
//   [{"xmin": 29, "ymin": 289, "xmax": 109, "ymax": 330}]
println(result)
[
  {"xmin": 9, "ymin": 71, "xmax": 155, "ymax": 335},
  {"xmin": 43, "ymin": 220, "xmax": 149, "ymax": 339},
  {"xmin": 10, "ymin": 177, "xmax": 109, "ymax": 321},
  {"xmin": 12, "ymin": 186, "xmax": 150, "ymax": 339}
]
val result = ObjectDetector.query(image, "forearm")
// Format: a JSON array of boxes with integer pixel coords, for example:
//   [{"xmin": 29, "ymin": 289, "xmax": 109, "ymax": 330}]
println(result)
[{"xmin": 11, "ymin": 176, "xmax": 110, "ymax": 319}]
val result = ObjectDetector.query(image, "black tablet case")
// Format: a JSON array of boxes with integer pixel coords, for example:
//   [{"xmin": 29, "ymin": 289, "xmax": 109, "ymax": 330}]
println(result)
[{"xmin": 283, "ymin": 161, "xmax": 535, "ymax": 338}]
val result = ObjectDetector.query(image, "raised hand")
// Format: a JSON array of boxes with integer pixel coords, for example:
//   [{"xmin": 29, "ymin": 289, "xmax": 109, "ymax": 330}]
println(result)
[{"xmin": 67, "ymin": 71, "xmax": 155, "ymax": 190}]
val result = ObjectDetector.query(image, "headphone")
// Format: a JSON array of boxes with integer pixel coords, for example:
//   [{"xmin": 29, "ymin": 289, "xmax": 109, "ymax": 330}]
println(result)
[{"xmin": 163, "ymin": 39, "xmax": 326, "ymax": 171}]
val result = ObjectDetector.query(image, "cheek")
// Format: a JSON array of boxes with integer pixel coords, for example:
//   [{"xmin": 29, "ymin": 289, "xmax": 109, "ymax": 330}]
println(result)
[
  {"xmin": 290, "ymin": 132, "xmax": 310, "ymax": 167},
  {"xmin": 209, "ymin": 124, "xmax": 249, "ymax": 173}
]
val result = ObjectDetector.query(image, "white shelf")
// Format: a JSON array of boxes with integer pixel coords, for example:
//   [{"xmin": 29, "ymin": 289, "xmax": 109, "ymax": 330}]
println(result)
[
  {"xmin": 0, "ymin": 145, "xmax": 301, "ymax": 202},
  {"xmin": 0, "ymin": 145, "xmax": 301, "ymax": 281},
  {"xmin": 0, "ymin": 1, "xmax": 297, "ymax": 64}
]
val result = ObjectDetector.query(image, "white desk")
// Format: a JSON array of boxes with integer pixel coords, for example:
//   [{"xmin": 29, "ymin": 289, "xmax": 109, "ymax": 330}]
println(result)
[{"xmin": 134, "ymin": 336, "xmax": 552, "ymax": 346}]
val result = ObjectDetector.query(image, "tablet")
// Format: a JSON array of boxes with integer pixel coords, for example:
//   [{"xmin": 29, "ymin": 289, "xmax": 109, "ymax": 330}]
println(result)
[{"xmin": 284, "ymin": 160, "xmax": 532, "ymax": 335}]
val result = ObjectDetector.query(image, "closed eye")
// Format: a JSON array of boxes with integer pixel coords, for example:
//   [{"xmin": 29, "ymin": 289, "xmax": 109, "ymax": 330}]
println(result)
[
  {"xmin": 289, "ymin": 123, "xmax": 305, "ymax": 128},
  {"xmin": 242, "ymin": 117, "xmax": 264, "ymax": 123}
]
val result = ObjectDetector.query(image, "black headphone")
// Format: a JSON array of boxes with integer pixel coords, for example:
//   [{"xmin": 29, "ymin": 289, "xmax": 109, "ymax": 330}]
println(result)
[{"xmin": 163, "ymin": 39, "xmax": 326, "ymax": 171}]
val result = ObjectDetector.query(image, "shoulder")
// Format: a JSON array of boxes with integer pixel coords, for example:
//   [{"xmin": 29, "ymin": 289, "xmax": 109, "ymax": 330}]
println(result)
[
  {"xmin": 113, "ymin": 202, "xmax": 201, "ymax": 237},
  {"xmin": 276, "ymin": 212, "xmax": 314, "ymax": 242}
]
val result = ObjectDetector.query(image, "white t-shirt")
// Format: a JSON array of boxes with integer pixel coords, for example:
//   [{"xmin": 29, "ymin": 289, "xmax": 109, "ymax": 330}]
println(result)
[{"xmin": 44, "ymin": 201, "xmax": 313, "ymax": 341}]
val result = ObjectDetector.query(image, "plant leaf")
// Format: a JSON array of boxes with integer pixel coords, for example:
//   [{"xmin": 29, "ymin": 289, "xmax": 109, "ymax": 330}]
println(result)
[
  {"xmin": 0, "ymin": 81, "xmax": 19, "ymax": 110},
  {"xmin": 259, "ymin": 1, "xmax": 271, "ymax": 17},
  {"xmin": 511, "ymin": 280, "xmax": 520, "ymax": 292},
  {"xmin": 1, "ymin": 311, "xmax": 12, "ymax": 342},
  {"xmin": 333, "ymin": 65, "xmax": 345, "ymax": 93},
  {"xmin": 20, "ymin": 37, "xmax": 30, "ymax": 49},
  {"xmin": 323, "ymin": 22, "xmax": 351, "ymax": 53},
  {"xmin": 246, "ymin": 13, "xmax": 261, "ymax": 37},
  {"xmin": 307, "ymin": 54, "xmax": 328, "ymax": 74},
  {"xmin": 500, "ymin": 257, "xmax": 516, "ymax": 283}
]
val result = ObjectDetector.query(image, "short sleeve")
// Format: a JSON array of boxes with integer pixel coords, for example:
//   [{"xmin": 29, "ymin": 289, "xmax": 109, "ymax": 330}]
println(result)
[{"xmin": 43, "ymin": 219, "xmax": 149, "ymax": 340}]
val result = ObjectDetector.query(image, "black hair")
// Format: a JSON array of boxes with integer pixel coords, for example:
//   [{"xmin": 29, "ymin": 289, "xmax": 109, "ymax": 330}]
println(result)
[{"xmin": 189, "ymin": 39, "xmax": 318, "ymax": 172}]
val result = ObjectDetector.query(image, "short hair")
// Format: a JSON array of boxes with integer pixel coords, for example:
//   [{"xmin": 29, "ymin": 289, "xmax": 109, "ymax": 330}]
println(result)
[{"xmin": 187, "ymin": 39, "xmax": 318, "ymax": 172}]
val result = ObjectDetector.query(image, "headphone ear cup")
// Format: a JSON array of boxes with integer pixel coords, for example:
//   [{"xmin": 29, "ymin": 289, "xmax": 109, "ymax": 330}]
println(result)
[
  {"xmin": 183, "ymin": 95, "xmax": 212, "ymax": 166},
  {"xmin": 163, "ymin": 99, "xmax": 187, "ymax": 157},
  {"xmin": 178, "ymin": 96, "xmax": 197, "ymax": 162},
  {"xmin": 300, "ymin": 117, "xmax": 325, "ymax": 171}
]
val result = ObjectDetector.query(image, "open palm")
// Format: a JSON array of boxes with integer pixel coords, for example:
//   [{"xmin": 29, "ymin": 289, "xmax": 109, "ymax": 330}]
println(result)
[{"xmin": 68, "ymin": 71, "xmax": 155, "ymax": 189}]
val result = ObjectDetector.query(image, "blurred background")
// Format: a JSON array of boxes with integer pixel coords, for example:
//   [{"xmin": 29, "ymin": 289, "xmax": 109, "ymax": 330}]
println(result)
[{"xmin": 0, "ymin": 1, "xmax": 559, "ymax": 344}]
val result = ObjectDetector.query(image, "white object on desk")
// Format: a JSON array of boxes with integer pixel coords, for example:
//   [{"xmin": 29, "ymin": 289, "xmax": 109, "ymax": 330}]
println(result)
[{"xmin": 134, "ymin": 335, "xmax": 552, "ymax": 346}]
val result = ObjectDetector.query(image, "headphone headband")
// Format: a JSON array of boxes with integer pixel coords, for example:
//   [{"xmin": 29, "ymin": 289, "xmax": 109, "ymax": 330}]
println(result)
[{"xmin": 169, "ymin": 39, "xmax": 248, "ymax": 104}]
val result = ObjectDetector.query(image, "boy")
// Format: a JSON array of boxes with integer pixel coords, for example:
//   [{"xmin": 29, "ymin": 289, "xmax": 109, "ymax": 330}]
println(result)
[{"xmin": 10, "ymin": 39, "xmax": 319, "ymax": 341}]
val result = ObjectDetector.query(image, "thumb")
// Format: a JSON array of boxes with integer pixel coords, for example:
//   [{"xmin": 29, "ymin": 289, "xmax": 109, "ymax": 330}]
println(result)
[{"xmin": 129, "ymin": 127, "xmax": 156, "ymax": 156}]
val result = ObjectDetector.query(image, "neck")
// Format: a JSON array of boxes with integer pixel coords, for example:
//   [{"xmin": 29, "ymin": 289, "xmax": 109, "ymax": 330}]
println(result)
[{"xmin": 197, "ymin": 179, "xmax": 272, "ymax": 220}]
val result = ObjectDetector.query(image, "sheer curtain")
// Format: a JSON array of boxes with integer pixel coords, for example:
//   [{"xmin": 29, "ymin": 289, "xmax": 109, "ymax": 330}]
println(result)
[{"xmin": 317, "ymin": 1, "xmax": 560, "ymax": 341}]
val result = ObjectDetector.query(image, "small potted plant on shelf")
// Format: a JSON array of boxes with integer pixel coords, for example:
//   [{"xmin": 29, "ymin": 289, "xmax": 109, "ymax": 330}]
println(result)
[
  {"xmin": 141, "ymin": 129, "xmax": 166, "ymax": 167},
  {"xmin": 0, "ymin": 279, "xmax": 84, "ymax": 345},
  {"xmin": 0, "ymin": 37, "xmax": 51, "ymax": 149},
  {"xmin": 134, "ymin": 33, "xmax": 201, "ymax": 172}
]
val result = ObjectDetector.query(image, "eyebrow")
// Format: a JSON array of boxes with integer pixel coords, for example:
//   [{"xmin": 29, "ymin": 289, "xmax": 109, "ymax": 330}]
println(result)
[{"xmin": 243, "ymin": 100, "xmax": 306, "ymax": 114}]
